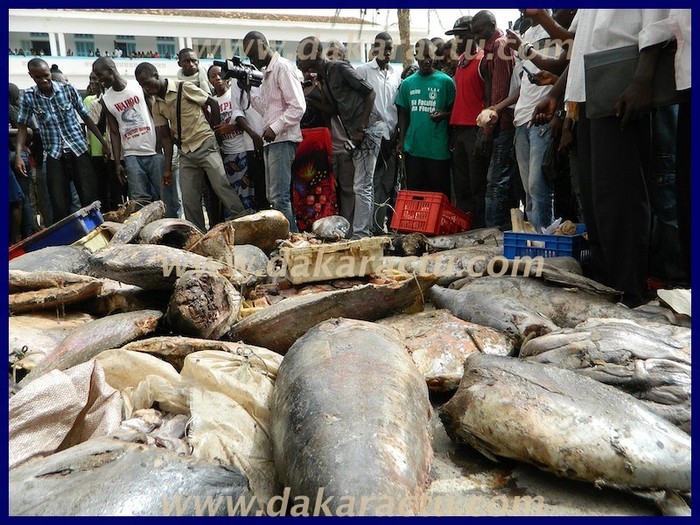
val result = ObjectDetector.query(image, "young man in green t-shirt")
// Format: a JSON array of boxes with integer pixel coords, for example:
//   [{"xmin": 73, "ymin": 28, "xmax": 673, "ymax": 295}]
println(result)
[{"xmin": 396, "ymin": 38, "xmax": 455, "ymax": 197}]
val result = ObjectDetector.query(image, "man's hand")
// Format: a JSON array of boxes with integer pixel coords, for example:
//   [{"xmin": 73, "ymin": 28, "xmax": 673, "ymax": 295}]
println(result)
[
  {"xmin": 101, "ymin": 140, "xmax": 112, "ymax": 162},
  {"xmin": 615, "ymin": 78, "xmax": 653, "ymax": 130},
  {"xmin": 558, "ymin": 121, "xmax": 574, "ymax": 152},
  {"xmin": 249, "ymin": 132, "xmax": 264, "ymax": 155},
  {"xmin": 162, "ymin": 169, "xmax": 173, "ymax": 187},
  {"xmin": 351, "ymin": 129, "xmax": 365, "ymax": 147},
  {"xmin": 115, "ymin": 164, "xmax": 128, "ymax": 186},
  {"xmin": 505, "ymin": 28, "xmax": 523, "ymax": 52},
  {"xmin": 262, "ymin": 126, "xmax": 277, "ymax": 143},
  {"xmin": 13, "ymin": 154, "xmax": 26, "ymax": 177},
  {"xmin": 533, "ymin": 71, "xmax": 559, "ymax": 86},
  {"xmin": 213, "ymin": 122, "xmax": 238, "ymax": 136},
  {"xmin": 474, "ymin": 129, "xmax": 494, "ymax": 158},
  {"xmin": 429, "ymin": 110, "xmax": 449, "ymax": 123},
  {"xmin": 531, "ymin": 95, "xmax": 557, "ymax": 126}
]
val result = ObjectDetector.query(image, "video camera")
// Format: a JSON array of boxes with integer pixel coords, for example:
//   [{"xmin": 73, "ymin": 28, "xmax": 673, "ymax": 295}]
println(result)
[{"xmin": 213, "ymin": 56, "xmax": 263, "ymax": 88}]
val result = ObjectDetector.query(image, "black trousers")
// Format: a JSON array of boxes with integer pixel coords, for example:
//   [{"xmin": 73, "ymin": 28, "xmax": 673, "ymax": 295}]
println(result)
[
  {"xmin": 576, "ymin": 103, "xmax": 651, "ymax": 306},
  {"xmin": 404, "ymin": 153, "xmax": 451, "ymax": 199},
  {"xmin": 45, "ymin": 151, "xmax": 99, "ymax": 221},
  {"xmin": 451, "ymin": 126, "xmax": 490, "ymax": 228}
]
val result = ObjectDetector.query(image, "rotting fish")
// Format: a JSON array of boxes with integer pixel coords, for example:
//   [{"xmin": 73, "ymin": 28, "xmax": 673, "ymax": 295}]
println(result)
[
  {"xmin": 89, "ymin": 244, "xmax": 243, "ymax": 290},
  {"xmin": 10, "ymin": 246, "xmax": 94, "ymax": 275},
  {"xmin": 110, "ymin": 200, "xmax": 166, "ymax": 244},
  {"xmin": 9, "ymin": 270, "xmax": 103, "ymax": 314},
  {"xmin": 229, "ymin": 209, "xmax": 290, "ymax": 254},
  {"xmin": 232, "ymin": 244, "xmax": 269, "ymax": 287},
  {"xmin": 427, "ymin": 227, "xmax": 503, "ymax": 251},
  {"xmin": 117, "ymin": 336, "xmax": 271, "ymax": 372},
  {"xmin": 377, "ymin": 309, "xmax": 513, "ymax": 392},
  {"xmin": 9, "ymin": 432, "xmax": 253, "ymax": 516},
  {"xmin": 430, "ymin": 285, "xmax": 558, "ymax": 348},
  {"xmin": 520, "ymin": 318, "xmax": 691, "ymax": 432},
  {"xmin": 138, "ymin": 218, "xmax": 203, "ymax": 248},
  {"xmin": 440, "ymin": 354, "xmax": 691, "ymax": 491},
  {"xmin": 102, "ymin": 199, "xmax": 140, "ymax": 223},
  {"xmin": 83, "ymin": 279, "xmax": 168, "ymax": 317},
  {"xmin": 166, "ymin": 270, "xmax": 241, "ymax": 340},
  {"xmin": 19, "ymin": 309, "xmax": 163, "ymax": 387},
  {"xmin": 227, "ymin": 274, "xmax": 437, "ymax": 354},
  {"xmin": 271, "ymin": 318, "xmax": 433, "ymax": 515},
  {"xmin": 311, "ymin": 215, "xmax": 350, "ymax": 241},
  {"xmin": 186, "ymin": 220, "xmax": 235, "ymax": 265},
  {"xmin": 456, "ymin": 276, "xmax": 678, "ymax": 327},
  {"xmin": 390, "ymin": 232, "xmax": 433, "ymax": 257}
]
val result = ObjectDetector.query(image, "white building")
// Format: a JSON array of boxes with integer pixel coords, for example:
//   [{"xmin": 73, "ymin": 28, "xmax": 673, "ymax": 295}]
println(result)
[{"xmin": 9, "ymin": 8, "xmax": 427, "ymax": 90}]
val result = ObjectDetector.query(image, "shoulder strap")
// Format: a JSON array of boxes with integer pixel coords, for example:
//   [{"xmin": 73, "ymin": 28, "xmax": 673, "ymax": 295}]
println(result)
[{"xmin": 176, "ymin": 81, "xmax": 184, "ymax": 146}]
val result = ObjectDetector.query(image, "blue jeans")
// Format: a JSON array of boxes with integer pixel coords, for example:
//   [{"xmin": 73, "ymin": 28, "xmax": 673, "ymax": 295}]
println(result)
[
  {"xmin": 123, "ymin": 153, "xmax": 165, "ymax": 208},
  {"xmin": 350, "ymin": 130, "xmax": 381, "ymax": 239},
  {"xmin": 264, "ymin": 141, "xmax": 299, "ymax": 233},
  {"xmin": 514, "ymin": 123, "xmax": 554, "ymax": 232},
  {"xmin": 485, "ymin": 127, "xmax": 517, "ymax": 230}
]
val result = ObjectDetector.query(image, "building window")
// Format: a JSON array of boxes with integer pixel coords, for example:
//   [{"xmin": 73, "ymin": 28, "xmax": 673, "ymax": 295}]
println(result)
[
  {"xmin": 116, "ymin": 35, "xmax": 135, "ymax": 41},
  {"xmin": 157, "ymin": 43, "xmax": 176, "ymax": 58},
  {"xmin": 30, "ymin": 32, "xmax": 49, "ymax": 38}
]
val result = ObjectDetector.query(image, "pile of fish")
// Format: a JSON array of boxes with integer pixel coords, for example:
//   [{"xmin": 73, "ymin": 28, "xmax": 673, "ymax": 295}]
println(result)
[{"xmin": 8, "ymin": 204, "xmax": 691, "ymax": 516}]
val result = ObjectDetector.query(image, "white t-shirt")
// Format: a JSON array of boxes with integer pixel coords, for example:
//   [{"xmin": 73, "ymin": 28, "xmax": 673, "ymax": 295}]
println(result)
[
  {"xmin": 230, "ymin": 83, "xmax": 265, "ymax": 152},
  {"xmin": 212, "ymin": 88, "xmax": 246, "ymax": 155},
  {"xmin": 102, "ymin": 80, "xmax": 157, "ymax": 156},
  {"xmin": 513, "ymin": 25, "xmax": 556, "ymax": 127}
]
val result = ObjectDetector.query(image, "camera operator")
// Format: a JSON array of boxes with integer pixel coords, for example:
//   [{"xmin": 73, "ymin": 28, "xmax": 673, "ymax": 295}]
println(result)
[
  {"xmin": 241, "ymin": 31, "xmax": 306, "ymax": 233},
  {"xmin": 296, "ymin": 36, "xmax": 378, "ymax": 239}
]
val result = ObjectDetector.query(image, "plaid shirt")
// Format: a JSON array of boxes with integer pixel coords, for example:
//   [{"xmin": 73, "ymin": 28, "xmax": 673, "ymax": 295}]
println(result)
[{"xmin": 18, "ymin": 80, "xmax": 90, "ymax": 159}]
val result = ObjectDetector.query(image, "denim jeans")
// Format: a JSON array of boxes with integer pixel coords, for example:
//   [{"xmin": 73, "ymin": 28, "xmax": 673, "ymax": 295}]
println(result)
[
  {"xmin": 333, "ymin": 152, "xmax": 355, "ymax": 235},
  {"xmin": 123, "ymin": 153, "xmax": 165, "ymax": 207},
  {"xmin": 485, "ymin": 127, "xmax": 517, "ymax": 230},
  {"xmin": 350, "ymin": 131, "xmax": 381, "ymax": 239},
  {"xmin": 514, "ymin": 123, "xmax": 554, "ymax": 232},
  {"xmin": 264, "ymin": 141, "xmax": 299, "ymax": 233}
]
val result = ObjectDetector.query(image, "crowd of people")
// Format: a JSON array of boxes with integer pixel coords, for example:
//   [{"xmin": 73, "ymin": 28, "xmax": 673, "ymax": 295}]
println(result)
[
  {"xmin": 9, "ymin": 48, "xmax": 179, "ymax": 59},
  {"xmin": 10, "ymin": 9, "xmax": 690, "ymax": 307}
]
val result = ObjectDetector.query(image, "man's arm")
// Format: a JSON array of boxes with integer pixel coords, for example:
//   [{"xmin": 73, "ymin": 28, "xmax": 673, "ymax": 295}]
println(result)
[
  {"xmin": 158, "ymin": 124, "xmax": 174, "ymax": 187},
  {"xmin": 103, "ymin": 101, "xmax": 126, "ymax": 185},
  {"xmin": 80, "ymin": 113, "xmax": 111, "ymax": 161},
  {"xmin": 266, "ymin": 62, "xmax": 306, "ymax": 141},
  {"xmin": 352, "ymin": 90, "xmax": 376, "ymax": 144},
  {"xmin": 205, "ymin": 97, "xmax": 222, "ymax": 127},
  {"xmin": 524, "ymin": 9, "xmax": 575, "ymax": 41},
  {"xmin": 397, "ymin": 105, "xmax": 410, "ymax": 155},
  {"xmin": 614, "ymin": 42, "xmax": 663, "ymax": 130},
  {"xmin": 505, "ymin": 29, "xmax": 570, "ymax": 76},
  {"xmin": 13, "ymin": 125, "xmax": 29, "ymax": 175}
]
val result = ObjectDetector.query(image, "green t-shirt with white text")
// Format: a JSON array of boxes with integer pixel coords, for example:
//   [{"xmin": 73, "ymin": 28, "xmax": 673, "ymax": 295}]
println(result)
[{"xmin": 396, "ymin": 70, "xmax": 456, "ymax": 160}]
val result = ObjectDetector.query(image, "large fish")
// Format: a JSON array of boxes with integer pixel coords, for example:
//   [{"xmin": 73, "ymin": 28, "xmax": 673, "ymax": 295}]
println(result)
[
  {"xmin": 19, "ymin": 309, "xmax": 163, "ymax": 387},
  {"xmin": 271, "ymin": 318, "xmax": 433, "ymax": 515},
  {"xmin": 229, "ymin": 209, "xmax": 290, "ymax": 254},
  {"xmin": 89, "ymin": 244, "xmax": 243, "ymax": 290},
  {"xmin": 377, "ymin": 309, "xmax": 513, "ymax": 392},
  {"xmin": 9, "ymin": 270, "xmax": 102, "ymax": 314},
  {"xmin": 520, "ymin": 319, "xmax": 691, "ymax": 432},
  {"xmin": 430, "ymin": 285, "xmax": 558, "ymax": 348},
  {"xmin": 166, "ymin": 270, "xmax": 241, "ymax": 339},
  {"xmin": 186, "ymin": 221, "xmax": 235, "ymax": 265},
  {"xmin": 139, "ymin": 218, "xmax": 203, "ymax": 248},
  {"xmin": 427, "ymin": 227, "xmax": 503, "ymax": 251},
  {"xmin": 9, "ymin": 433, "xmax": 253, "ymax": 516},
  {"xmin": 227, "ymin": 274, "xmax": 437, "ymax": 354},
  {"xmin": 10, "ymin": 246, "xmax": 93, "ymax": 275},
  {"xmin": 456, "ymin": 276, "xmax": 677, "ymax": 327},
  {"xmin": 440, "ymin": 354, "xmax": 691, "ymax": 491},
  {"xmin": 110, "ymin": 200, "xmax": 166, "ymax": 244}
]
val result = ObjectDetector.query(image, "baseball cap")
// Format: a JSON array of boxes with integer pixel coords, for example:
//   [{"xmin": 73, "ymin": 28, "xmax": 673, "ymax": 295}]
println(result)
[{"xmin": 445, "ymin": 16, "xmax": 473, "ymax": 35}]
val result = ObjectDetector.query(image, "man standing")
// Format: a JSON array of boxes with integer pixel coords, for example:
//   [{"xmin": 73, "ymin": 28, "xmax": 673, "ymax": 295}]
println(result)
[
  {"xmin": 396, "ymin": 39, "xmax": 455, "ymax": 197},
  {"xmin": 446, "ymin": 16, "xmax": 489, "ymax": 227},
  {"xmin": 297, "ymin": 37, "xmax": 378, "ymax": 239},
  {"xmin": 14, "ymin": 58, "xmax": 110, "ymax": 221},
  {"xmin": 135, "ymin": 62, "xmax": 247, "ymax": 231},
  {"xmin": 471, "ymin": 10, "xmax": 517, "ymax": 230},
  {"xmin": 92, "ymin": 57, "xmax": 181, "ymax": 217},
  {"xmin": 244, "ymin": 31, "xmax": 306, "ymax": 233},
  {"xmin": 356, "ymin": 32, "xmax": 402, "ymax": 234},
  {"xmin": 176, "ymin": 48, "xmax": 212, "ymax": 94}
]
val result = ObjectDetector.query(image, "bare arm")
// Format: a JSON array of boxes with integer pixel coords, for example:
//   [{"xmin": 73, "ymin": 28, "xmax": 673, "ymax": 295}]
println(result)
[
  {"xmin": 205, "ymin": 97, "xmax": 222, "ymax": 127},
  {"xmin": 158, "ymin": 124, "xmax": 174, "ymax": 186},
  {"xmin": 13, "ymin": 125, "xmax": 28, "ymax": 175},
  {"xmin": 81, "ymin": 113, "xmax": 111, "ymax": 160}
]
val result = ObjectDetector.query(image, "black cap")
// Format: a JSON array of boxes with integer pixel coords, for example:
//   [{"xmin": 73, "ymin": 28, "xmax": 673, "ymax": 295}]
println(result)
[{"xmin": 445, "ymin": 15, "xmax": 473, "ymax": 35}]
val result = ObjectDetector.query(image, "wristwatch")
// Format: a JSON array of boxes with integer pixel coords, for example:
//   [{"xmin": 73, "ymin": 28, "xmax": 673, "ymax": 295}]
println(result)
[{"xmin": 554, "ymin": 109, "xmax": 566, "ymax": 119}]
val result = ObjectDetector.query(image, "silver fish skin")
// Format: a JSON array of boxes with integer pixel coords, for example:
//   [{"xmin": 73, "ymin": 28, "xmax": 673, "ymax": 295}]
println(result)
[
  {"xmin": 271, "ymin": 318, "xmax": 433, "ymax": 515},
  {"xmin": 110, "ymin": 200, "xmax": 166, "ymax": 244},
  {"xmin": 440, "ymin": 354, "xmax": 691, "ymax": 491}
]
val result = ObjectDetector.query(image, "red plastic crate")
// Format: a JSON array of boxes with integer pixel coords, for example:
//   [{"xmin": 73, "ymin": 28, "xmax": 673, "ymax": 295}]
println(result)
[{"xmin": 390, "ymin": 191, "xmax": 472, "ymax": 235}]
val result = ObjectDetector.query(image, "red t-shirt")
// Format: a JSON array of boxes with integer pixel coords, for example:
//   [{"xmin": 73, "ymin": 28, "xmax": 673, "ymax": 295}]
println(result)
[{"xmin": 449, "ymin": 50, "xmax": 485, "ymax": 127}]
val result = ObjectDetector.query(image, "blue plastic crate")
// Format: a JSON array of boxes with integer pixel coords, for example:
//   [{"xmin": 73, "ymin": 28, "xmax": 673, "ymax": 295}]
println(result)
[
  {"xmin": 24, "ymin": 201, "xmax": 104, "ymax": 252},
  {"xmin": 503, "ymin": 230, "xmax": 590, "ymax": 264}
]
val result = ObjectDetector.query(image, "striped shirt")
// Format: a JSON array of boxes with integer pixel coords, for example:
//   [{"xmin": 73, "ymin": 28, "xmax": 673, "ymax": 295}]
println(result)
[{"xmin": 18, "ymin": 80, "xmax": 90, "ymax": 159}]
